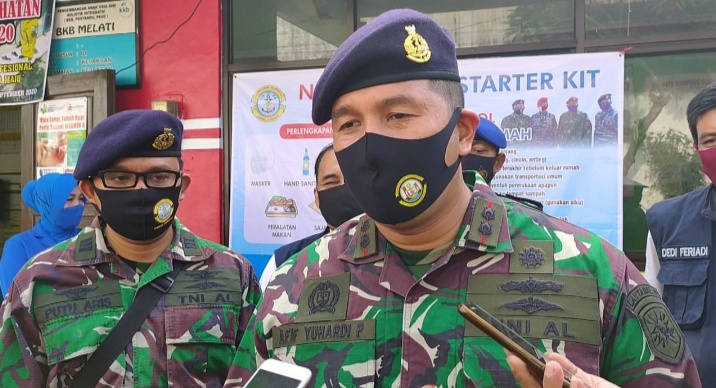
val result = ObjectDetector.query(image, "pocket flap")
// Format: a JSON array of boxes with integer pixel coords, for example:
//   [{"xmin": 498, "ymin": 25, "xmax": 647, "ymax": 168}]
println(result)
[{"xmin": 657, "ymin": 259, "xmax": 709, "ymax": 287}]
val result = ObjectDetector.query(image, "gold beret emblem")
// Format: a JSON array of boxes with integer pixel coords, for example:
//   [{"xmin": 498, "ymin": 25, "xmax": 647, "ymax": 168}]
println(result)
[
  {"xmin": 404, "ymin": 24, "xmax": 431, "ymax": 64},
  {"xmin": 152, "ymin": 128, "xmax": 175, "ymax": 150}
]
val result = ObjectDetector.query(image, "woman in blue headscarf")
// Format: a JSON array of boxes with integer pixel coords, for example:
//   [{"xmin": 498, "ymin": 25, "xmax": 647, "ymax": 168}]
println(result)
[{"xmin": 0, "ymin": 173, "xmax": 85, "ymax": 296}]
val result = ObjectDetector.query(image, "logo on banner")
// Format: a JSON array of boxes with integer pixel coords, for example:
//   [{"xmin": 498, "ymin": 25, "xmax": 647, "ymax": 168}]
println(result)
[{"xmin": 251, "ymin": 85, "xmax": 286, "ymax": 122}]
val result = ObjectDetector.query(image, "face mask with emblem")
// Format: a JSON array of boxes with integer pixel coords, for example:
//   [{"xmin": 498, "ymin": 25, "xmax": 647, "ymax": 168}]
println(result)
[
  {"xmin": 93, "ymin": 185, "xmax": 181, "ymax": 241},
  {"xmin": 463, "ymin": 155, "xmax": 498, "ymax": 184},
  {"xmin": 336, "ymin": 108, "xmax": 462, "ymax": 225}
]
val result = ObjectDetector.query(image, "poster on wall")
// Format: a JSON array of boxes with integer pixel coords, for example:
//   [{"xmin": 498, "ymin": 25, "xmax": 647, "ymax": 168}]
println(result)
[
  {"xmin": 230, "ymin": 52, "xmax": 624, "ymax": 270},
  {"xmin": 0, "ymin": 0, "xmax": 56, "ymax": 105},
  {"xmin": 49, "ymin": 0, "xmax": 139, "ymax": 87},
  {"xmin": 35, "ymin": 97, "xmax": 87, "ymax": 177}
]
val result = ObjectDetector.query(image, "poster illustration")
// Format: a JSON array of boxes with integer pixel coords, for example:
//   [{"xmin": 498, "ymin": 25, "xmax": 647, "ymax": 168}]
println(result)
[
  {"xmin": 35, "ymin": 96, "xmax": 87, "ymax": 177},
  {"xmin": 0, "ymin": 0, "xmax": 56, "ymax": 105},
  {"xmin": 231, "ymin": 52, "xmax": 624, "ymax": 272}
]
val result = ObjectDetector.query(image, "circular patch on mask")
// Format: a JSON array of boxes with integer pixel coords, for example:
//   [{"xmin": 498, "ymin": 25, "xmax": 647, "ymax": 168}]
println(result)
[
  {"xmin": 478, "ymin": 168, "xmax": 488, "ymax": 180},
  {"xmin": 395, "ymin": 174, "xmax": 426, "ymax": 207},
  {"xmin": 154, "ymin": 199, "xmax": 174, "ymax": 224}
]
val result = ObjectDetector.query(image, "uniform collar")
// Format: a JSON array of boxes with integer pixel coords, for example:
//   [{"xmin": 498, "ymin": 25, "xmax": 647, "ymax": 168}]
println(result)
[
  {"xmin": 701, "ymin": 185, "xmax": 716, "ymax": 221},
  {"xmin": 56, "ymin": 216, "xmax": 215, "ymax": 268},
  {"xmin": 338, "ymin": 171, "xmax": 514, "ymax": 265}
]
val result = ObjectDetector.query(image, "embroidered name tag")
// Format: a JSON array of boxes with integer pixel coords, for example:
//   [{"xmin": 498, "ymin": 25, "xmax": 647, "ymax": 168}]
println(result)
[
  {"xmin": 466, "ymin": 274, "xmax": 600, "ymax": 345},
  {"xmin": 165, "ymin": 268, "xmax": 244, "ymax": 306},
  {"xmin": 34, "ymin": 281, "xmax": 122, "ymax": 324},
  {"xmin": 272, "ymin": 320, "xmax": 375, "ymax": 348},
  {"xmin": 660, "ymin": 246, "xmax": 709, "ymax": 259}
]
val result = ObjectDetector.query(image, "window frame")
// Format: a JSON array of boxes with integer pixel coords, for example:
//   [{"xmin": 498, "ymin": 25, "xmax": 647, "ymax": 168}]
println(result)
[{"xmin": 221, "ymin": 0, "xmax": 716, "ymax": 269}]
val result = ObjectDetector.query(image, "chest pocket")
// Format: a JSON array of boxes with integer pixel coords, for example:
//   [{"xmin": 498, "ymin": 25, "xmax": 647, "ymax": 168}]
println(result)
[
  {"xmin": 657, "ymin": 259, "xmax": 709, "ymax": 329},
  {"xmin": 34, "ymin": 282, "xmax": 124, "ymax": 387},
  {"xmin": 164, "ymin": 269, "xmax": 244, "ymax": 386},
  {"xmin": 271, "ymin": 320, "xmax": 376, "ymax": 387}
]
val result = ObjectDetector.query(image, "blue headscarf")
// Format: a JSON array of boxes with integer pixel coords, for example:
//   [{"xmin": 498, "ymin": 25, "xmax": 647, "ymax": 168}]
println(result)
[{"xmin": 22, "ymin": 173, "xmax": 84, "ymax": 242}]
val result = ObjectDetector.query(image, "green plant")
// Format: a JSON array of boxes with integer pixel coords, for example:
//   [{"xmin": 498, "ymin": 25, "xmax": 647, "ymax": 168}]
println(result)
[{"xmin": 645, "ymin": 128, "xmax": 705, "ymax": 199}]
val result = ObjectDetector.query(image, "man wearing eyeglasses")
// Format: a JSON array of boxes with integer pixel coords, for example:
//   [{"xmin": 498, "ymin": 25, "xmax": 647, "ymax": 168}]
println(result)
[{"xmin": 0, "ymin": 110, "xmax": 261, "ymax": 387}]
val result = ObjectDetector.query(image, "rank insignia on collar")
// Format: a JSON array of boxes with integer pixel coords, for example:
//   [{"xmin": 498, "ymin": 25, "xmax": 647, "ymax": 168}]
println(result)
[
  {"xmin": 152, "ymin": 128, "xmax": 175, "ymax": 150},
  {"xmin": 404, "ymin": 24, "xmax": 431, "ymax": 63}
]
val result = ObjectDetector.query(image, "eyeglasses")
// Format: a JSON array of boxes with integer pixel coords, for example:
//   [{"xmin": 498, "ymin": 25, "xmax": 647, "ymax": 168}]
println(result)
[{"xmin": 96, "ymin": 170, "xmax": 182, "ymax": 189}]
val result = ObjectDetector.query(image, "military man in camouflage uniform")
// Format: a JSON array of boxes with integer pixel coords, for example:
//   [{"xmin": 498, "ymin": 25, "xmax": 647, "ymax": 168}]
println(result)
[
  {"xmin": 558, "ymin": 96, "xmax": 593, "ymax": 147},
  {"xmin": 0, "ymin": 110, "xmax": 261, "ymax": 387},
  {"xmin": 501, "ymin": 99, "xmax": 531, "ymax": 132},
  {"xmin": 530, "ymin": 97, "xmax": 559, "ymax": 146},
  {"xmin": 594, "ymin": 93, "xmax": 619, "ymax": 147},
  {"xmin": 225, "ymin": 9, "xmax": 701, "ymax": 388}
]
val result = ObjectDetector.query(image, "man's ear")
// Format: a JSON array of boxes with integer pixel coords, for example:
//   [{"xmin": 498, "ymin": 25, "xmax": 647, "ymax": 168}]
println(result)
[
  {"xmin": 457, "ymin": 109, "xmax": 479, "ymax": 157},
  {"xmin": 79, "ymin": 179, "xmax": 100, "ymax": 209},
  {"xmin": 179, "ymin": 173, "xmax": 192, "ymax": 201},
  {"xmin": 314, "ymin": 187, "xmax": 320, "ymax": 209},
  {"xmin": 494, "ymin": 152, "xmax": 507, "ymax": 173}
]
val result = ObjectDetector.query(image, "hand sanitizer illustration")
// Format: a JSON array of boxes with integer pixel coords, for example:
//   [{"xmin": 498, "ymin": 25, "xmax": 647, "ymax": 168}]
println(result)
[{"xmin": 302, "ymin": 148, "xmax": 310, "ymax": 176}]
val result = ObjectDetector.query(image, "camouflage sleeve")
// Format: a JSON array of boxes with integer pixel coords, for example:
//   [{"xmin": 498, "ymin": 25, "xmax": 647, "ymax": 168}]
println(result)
[
  {"xmin": 0, "ymin": 283, "xmax": 48, "ymax": 386},
  {"xmin": 238, "ymin": 261, "xmax": 262, "ymax": 344},
  {"xmin": 224, "ymin": 311, "xmax": 261, "ymax": 387},
  {"xmin": 601, "ymin": 260, "xmax": 702, "ymax": 388},
  {"xmin": 224, "ymin": 250, "xmax": 308, "ymax": 387}
]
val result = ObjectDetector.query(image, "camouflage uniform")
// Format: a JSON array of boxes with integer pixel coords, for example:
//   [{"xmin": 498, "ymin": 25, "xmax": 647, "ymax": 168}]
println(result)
[
  {"xmin": 0, "ymin": 217, "xmax": 261, "ymax": 387},
  {"xmin": 225, "ymin": 172, "xmax": 701, "ymax": 388},
  {"xmin": 558, "ymin": 110, "xmax": 593, "ymax": 147},
  {"xmin": 500, "ymin": 113, "xmax": 531, "ymax": 132},
  {"xmin": 529, "ymin": 111, "xmax": 558, "ymax": 146},
  {"xmin": 594, "ymin": 108, "xmax": 619, "ymax": 146}
]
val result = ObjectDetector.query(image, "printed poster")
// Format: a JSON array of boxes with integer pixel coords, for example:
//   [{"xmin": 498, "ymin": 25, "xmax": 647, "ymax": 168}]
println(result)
[
  {"xmin": 49, "ymin": 0, "xmax": 138, "ymax": 87},
  {"xmin": 35, "ymin": 96, "xmax": 87, "ymax": 177},
  {"xmin": 0, "ymin": 0, "xmax": 56, "ymax": 105},
  {"xmin": 230, "ymin": 52, "xmax": 624, "ymax": 271}
]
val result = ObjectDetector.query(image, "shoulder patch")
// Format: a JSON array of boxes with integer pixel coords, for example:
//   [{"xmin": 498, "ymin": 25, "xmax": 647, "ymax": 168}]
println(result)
[{"xmin": 625, "ymin": 284, "xmax": 685, "ymax": 365}]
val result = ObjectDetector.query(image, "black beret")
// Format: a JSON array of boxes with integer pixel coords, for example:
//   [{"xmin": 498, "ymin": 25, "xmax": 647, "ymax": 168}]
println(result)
[
  {"xmin": 312, "ymin": 8, "xmax": 460, "ymax": 125},
  {"xmin": 512, "ymin": 99, "xmax": 524, "ymax": 106},
  {"xmin": 73, "ymin": 110, "xmax": 183, "ymax": 179},
  {"xmin": 598, "ymin": 94, "xmax": 612, "ymax": 103}
]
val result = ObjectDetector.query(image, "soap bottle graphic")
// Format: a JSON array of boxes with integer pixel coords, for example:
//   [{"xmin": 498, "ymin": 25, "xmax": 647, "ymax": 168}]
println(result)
[{"xmin": 302, "ymin": 148, "xmax": 310, "ymax": 176}]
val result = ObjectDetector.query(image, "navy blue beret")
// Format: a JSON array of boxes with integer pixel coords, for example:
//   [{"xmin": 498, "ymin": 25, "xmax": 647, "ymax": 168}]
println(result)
[
  {"xmin": 474, "ymin": 118, "xmax": 507, "ymax": 149},
  {"xmin": 512, "ymin": 99, "xmax": 524, "ymax": 106},
  {"xmin": 312, "ymin": 8, "xmax": 460, "ymax": 125},
  {"xmin": 598, "ymin": 94, "xmax": 612, "ymax": 102},
  {"xmin": 73, "ymin": 110, "xmax": 183, "ymax": 179}
]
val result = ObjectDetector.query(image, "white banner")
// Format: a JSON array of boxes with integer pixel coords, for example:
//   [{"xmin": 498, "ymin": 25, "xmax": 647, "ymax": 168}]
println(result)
[{"xmin": 231, "ymin": 52, "xmax": 624, "ymax": 269}]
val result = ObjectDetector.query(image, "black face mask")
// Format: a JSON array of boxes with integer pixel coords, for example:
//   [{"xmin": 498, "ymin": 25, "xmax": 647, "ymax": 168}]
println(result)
[
  {"xmin": 336, "ymin": 108, "xmax": 462, "ymax": 225},
  {"xmin": 317, "ymin": 184, "xmax": 363, "ymax": 229},
  {"xmin": 463, "ymin": 155, "xmax": 498, "ymax": 184},
  {"xmin": 94, "ymin": 186, "xmax": 181, "ymax": 241}
]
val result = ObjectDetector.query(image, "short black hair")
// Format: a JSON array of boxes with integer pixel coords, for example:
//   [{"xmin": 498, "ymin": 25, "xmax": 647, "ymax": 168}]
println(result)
[
  {"xmin": 687, "ymin": 82, "xmax": 716, "ymax": 143},
  {"xmin": 430, "ymin": 79, "xmax": 464, "ymax": 109},
  {"xmin": 314, "ymin": 143, "xmax": 334, "ymax": 179}
]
